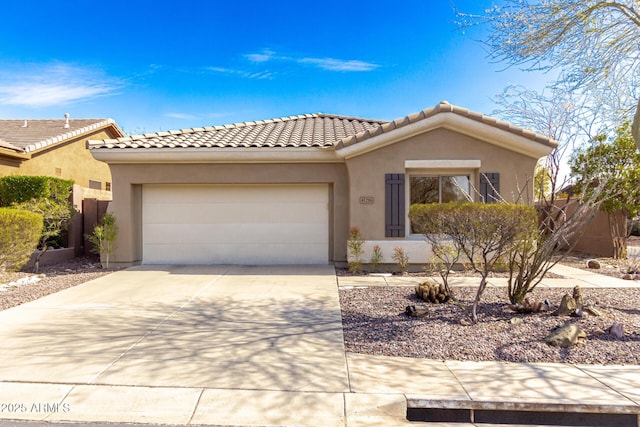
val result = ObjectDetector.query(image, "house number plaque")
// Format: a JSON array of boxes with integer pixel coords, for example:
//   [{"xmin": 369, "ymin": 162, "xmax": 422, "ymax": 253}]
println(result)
[{"xmin": 359, "ymin": 196, "xmax": 374, "ymax": 205}]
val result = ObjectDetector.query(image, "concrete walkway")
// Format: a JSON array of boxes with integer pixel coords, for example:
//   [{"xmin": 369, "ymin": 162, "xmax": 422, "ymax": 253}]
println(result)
[{"xmin": 0, "ymin": 264, "xmax": 638, "ymax": 426}]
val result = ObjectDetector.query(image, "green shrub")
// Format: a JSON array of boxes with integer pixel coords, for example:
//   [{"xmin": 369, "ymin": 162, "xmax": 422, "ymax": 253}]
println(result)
[
  {"xmin": 0, "ymin": 208, "xmax": 43, "ymax": 272},
  {"xmin": 86, "ymin": 213, "xmax": 118, "ymax": 268},
  {"xmin": 0, "ymin": 175, "xmax": 74, "ymax": 206},
  {"xmin": 0, "ymin": 175, "xmax": 75, "ymax": 272},
  {"xmin": 347, "ymin": 226, "xmax": 364, "ymax": 273}
]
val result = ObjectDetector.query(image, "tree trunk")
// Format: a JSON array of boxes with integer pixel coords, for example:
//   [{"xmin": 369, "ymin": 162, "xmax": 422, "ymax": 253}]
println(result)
[
  {"xmin": 471, "ymin": 276, "xmax": 488, "ymax": 323},
  {"xmin": 632, "ymin": 97, "xmax": 640, "ymax": 151},
  {"xmin": 608, "ymin": 211, "xmax": 627, "ymax": 259}
]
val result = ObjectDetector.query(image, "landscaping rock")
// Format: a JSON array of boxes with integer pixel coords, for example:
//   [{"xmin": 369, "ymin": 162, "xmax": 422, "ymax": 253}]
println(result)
[
  {"xmin": 573, "ymin": 285, "xmax": 584, "ymax": 310},
  {"xmin": 404, "ymin": 305, "xmax": 429, "ymax": 318},
  {"xmin": 622, "ymin": 273, "xmax": 634, "ymax": 280},
  {"xmin": 586, "ymin": 259, "xmax": 601, "ymax": 269},
  {"xmin": 553, "ymin": 294, "xmax": 578, "ymax": 316},
  {"xmin": 552, "ymin": 286, "xmax": 584, "ymax": 317},
  {"xmin": 608, "ymin": 322, "xmax": 625, "ymax": 338},
  {"xmin": 545, "ymin": 323, "xmax": 586, "ymax": 348},
  {"xmin": 585, "ymin": 304, "xmax": 602, "ymax": 317},
  {"xmin": 508, "ymin": 298, "xmax": 544, "ymax": 313}
]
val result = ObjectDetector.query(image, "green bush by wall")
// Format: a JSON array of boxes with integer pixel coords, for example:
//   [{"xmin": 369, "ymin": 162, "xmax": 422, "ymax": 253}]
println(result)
[
  {"xmin": 0, "ymin": 208, "xmax": 44, "ymax": 272},
  {"xmin": 0, "ymin": 175, "xmax": 74, "ymax": 206}
]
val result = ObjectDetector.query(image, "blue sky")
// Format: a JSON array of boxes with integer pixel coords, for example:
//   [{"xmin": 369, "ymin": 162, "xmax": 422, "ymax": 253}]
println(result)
[{"xmin": 0, "ymin": 0, "xmax": 554, "ymax": 134}]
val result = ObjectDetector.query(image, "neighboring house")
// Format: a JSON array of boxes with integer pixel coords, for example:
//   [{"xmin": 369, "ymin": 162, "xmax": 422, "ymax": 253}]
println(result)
[
  {"xmin": 0, "ymin": 115, "xmax": 125, "ymax": 192},
  {"xmin": 88, "ymin": 101, "xmax": 556, "ymax": 267}
]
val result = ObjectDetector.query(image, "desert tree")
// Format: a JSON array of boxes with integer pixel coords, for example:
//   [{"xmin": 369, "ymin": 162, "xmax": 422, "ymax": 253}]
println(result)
[
  {"xmin": 570, "ymin": 121, "xmax": 640, "ymax": 258},
  {"xmin": 410, "ymin": 203, "xmax": 537, "ymax": 323},
  {"xmin": 490, "ymin": 85, "xmax": 613, "ymax": 303},
  {"xmin": 459, "ymin": 0, "xmax": 640, "ymax": 147}
]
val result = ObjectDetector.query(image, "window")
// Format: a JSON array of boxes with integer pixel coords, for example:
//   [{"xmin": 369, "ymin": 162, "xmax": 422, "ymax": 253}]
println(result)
[
  {"xmin": 409, "ymin": 175, "xmax": 471, "ymax": 233},
  {"xmin": 88, "ymin": 180, "xmax": 102, "ymax": 190},
  {"xmin": 410, "ymin": 176, "xmax": 470, "ymax": 204},
  {"xmin": 106, "ymin": 182, "xmax": 112, "ymax": 191}
]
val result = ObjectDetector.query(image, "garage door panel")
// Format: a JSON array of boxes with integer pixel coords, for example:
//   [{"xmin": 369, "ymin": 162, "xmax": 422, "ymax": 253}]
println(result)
[
  {"xmin": 142, "ymin": 184, "xmax": 329, "ymax": 264},
  {"xmin": 144, "ymin": 223, "xmax": 328, "ymax": 246},
  {"xmin": 144, "ymin": 202, "xmax": 327, "ymax": 225},
  {"xmin": 144, "ymin": 243, "xmax": 328, "ymax": 265}
]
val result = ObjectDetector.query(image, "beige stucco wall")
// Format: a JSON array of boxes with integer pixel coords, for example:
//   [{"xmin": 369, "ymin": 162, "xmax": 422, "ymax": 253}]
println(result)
[
  {"xmin": 0, "ymin": 128, "xmax": 116, "ymax": 189},
  {"xmin": 107, "ymin": 162, "xmax": 350, "ymax": 266},
  {"xmin": 346, "ymin": 128, "xmax": 539, "ymax": 241}
]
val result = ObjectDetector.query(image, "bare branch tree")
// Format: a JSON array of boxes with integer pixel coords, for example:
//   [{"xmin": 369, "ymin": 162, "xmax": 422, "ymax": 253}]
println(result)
[{"xmin": 459, "ymin": 0, "xmax": 640, "ymax": 147}]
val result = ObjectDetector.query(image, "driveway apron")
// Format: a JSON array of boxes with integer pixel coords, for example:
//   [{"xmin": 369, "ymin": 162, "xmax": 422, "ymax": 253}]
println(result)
[{"xmin": 0, "ymin": 265, "xmax": 348, "ymax": 392}]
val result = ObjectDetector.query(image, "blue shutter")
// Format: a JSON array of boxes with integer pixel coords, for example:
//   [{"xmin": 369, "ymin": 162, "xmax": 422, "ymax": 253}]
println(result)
[
  {"xmin": 385, "ymin": 173, "xmax": 405, "ymax": 237},
  {"xmin": 480, "ymin": 173, "xmax": 500, "ymax": 203}
]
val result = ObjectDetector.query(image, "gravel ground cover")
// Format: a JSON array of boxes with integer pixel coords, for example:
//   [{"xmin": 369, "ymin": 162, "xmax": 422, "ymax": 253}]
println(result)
[
  {"xmin": 0, "ymin": 257, "xmax": 114, "ymax": 311},
  {"xmin": 340, "ymin": 285, "xmax": 640, "ymax": 365}
]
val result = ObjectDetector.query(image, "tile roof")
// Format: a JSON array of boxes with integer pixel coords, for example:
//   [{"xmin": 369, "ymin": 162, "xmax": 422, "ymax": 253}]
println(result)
[
  {"xmin": 0, "ymin": 118, "xmax": 122, "ymax": 154},
  {"xmin": 87, "ymin": 102, "xmax": 558, "ymax": 152},
  {"xmin": 87, "ymin": 114, "xmax": 387, "ymax": 149},
  {"xmin": 335, "ymin": 101, "xmax": 558, "ymax": 150}
]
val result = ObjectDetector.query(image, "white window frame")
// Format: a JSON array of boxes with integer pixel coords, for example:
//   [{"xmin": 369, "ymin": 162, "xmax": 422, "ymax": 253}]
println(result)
[{"xmin": 404, "ymin": 160, "xmax": 481, "ymax": 238}]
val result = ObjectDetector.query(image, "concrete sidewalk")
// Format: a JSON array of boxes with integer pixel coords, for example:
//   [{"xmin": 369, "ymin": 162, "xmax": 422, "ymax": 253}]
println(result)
[
  {"xmin": 338, "ymin": 262, "xmax": 637, "ymax": 289},
  {"xmin": 0, "ymin": 264, "xmax": 638, "ymax": 426}
]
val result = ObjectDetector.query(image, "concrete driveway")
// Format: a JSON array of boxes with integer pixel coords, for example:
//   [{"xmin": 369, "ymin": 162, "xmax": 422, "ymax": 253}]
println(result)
[{"xmin": 0, "ymin": 265, "xmax": 349, "ymax": 425}]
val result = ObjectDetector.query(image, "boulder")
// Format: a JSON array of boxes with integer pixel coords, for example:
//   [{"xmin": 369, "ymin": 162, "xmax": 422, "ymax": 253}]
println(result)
[
  {"xmin": 545, "ymin": 323, "xmax": 586, "ymax": 348},
  {"xmin": 572, "ymin": 285, "xmax": 584, "ymax": 311},
  {"xmin": 552, "ymin": 286, "xmax": 584, "ymax": 317},
  {"xmin": 553, "ymin": 294, "xmax": 578, "ymax": 316},
  {"xmin": 586, "ymin": 259, "xmax": 601, "ymax": 269},
  {"xmin": 508, "ymin": 298, "xmax": 544, "ymax": 314},
  {"xmin": 608, "ymin": 322, "xmax": 625, "ymax": 338},
  {"xmin": 404, "ymin": 305, "xmax": 429, "ymax": 318}
]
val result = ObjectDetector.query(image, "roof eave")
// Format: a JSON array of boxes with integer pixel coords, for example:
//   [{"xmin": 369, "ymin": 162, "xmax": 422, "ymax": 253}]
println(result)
[
  {"xmin": 89, "ymin": 147, "xmax": 342, "ymax": 164},
  {"xmin": 24, "ymin": 119, "xmax": 126, "ymax": 155},
  {"xmin": 0, "ymin": 147, "xmax": 30, "ymax": 160},
  {"xmin": 336, "ymin": 112, "xmax": 557, "ymax": 160}
]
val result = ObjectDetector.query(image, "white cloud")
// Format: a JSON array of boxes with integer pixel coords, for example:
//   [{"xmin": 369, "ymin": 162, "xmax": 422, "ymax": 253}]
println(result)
[
  {"xmin": 0, "ymin": 63, "xmax": 122, "ymax": 107},
  {"xmin": 298, "ymin": 57, "xmax": 379, "ymax": 72},
  {"xmin": 243, "ymin": 49, "xmax": 379, "ymax": 72},
  {"xmin": 245, "ymin": 49, "xmax": 275, "ymax": 63},
  {"xmin": 206, "ymin": 66, "xmax": 274, "ymax": 80},
  {"xmin": 164, "ymin": 112, "xmax": 199, "ymax": 120}
]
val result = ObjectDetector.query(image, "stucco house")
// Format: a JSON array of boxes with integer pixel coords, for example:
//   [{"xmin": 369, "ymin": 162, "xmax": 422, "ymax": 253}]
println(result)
[
  {"xmin": 88, "ymin": 101, "xmax": 556, "ymax": 267},
  {"xmin": 0, "ymin": 115, "xmax": 125, "ymax": 192}
]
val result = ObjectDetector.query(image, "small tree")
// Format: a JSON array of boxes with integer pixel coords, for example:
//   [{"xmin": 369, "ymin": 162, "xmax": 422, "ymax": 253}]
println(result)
[
  {"xmin": 347, "ymin": 226, "xmax": 364, "ymax": 274},
  {"xmin": 86, "ymin": 213, "xmax": 118, "ymax": 269},
  {"xmin": 369, "ymin": 244, "xmax": 383, "ymax": 272},
  {"xmin": 410, "ymin": 202, "xmax": 537, "ymax": 323},
  {"xmin": 391, "ymin": 247, "xmax": 409, "ymax": 275},
  {"xmin": 570, "ymin": 121, "xmax": 640, "ymax": 258}
]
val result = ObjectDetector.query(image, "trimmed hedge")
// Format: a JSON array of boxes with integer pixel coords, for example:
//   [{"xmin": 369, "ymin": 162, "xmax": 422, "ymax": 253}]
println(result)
[
  {"xmin": 409, "ymin": 202, "xmax": 538, "ymax": 237},
  {"xmin": 0, "ymin": 208, "xmax": 44, "ymax": 272},
  {"xmin": 0, "ymin": 175, "xmax": 74, "ymax": 206}
]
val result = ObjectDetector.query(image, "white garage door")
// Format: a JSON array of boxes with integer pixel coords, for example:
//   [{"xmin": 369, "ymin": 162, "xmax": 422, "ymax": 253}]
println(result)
[{"xmin": 142, "ymin": 184, "xmax": 329, "ymax": 264}]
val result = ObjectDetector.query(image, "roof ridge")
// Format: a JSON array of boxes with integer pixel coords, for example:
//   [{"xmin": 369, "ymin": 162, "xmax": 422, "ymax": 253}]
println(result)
[
  {"xmin": 336, "ymin": 101, "xmax": 558, "ymax": 149},
  {"xmin": 95, "ymin": 113, "xmax": 387, "ymax": 145},
  {"xmin": 16, "ymin": 118, "xmax": 123, "ymax": 153}
]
